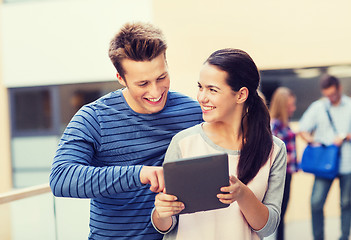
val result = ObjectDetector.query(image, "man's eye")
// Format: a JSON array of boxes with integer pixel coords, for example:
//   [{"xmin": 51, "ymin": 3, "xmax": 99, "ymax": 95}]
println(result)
[{"xmin": 158, "ymin": 74, "xmax": 168, "ymax": 81}]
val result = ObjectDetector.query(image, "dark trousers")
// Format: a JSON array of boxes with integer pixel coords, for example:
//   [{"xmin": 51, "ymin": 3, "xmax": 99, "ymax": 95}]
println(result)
[
  {"xmin": 311, "ymin": 174, "xmax": 351, "ymax": 240},
  {"xmin": 277, "ymin": 173, "xmax": 292, "ymax": 240}
]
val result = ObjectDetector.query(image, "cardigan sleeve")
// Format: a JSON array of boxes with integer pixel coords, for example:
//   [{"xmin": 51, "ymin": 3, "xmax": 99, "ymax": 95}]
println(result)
[{"xmin": 255, "ymin": 137, "xmax": 287, "ymax": 238}]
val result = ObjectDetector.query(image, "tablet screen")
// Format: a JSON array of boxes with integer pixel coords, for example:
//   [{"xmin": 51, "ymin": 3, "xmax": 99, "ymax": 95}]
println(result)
[{"xmin": 163, "ymin": 152, "xmax": 230, "ymax": 214}]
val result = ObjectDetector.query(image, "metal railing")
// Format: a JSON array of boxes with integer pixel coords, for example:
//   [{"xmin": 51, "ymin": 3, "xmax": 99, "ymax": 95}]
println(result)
[
  {"xmin": 0, "ymin": 183, "xmax": 51, "ymax": 205},
  {"xmin": 0, "ymin": 183, "xmax": 90, "ymax": 240},
  {"xmin": 0, "ymin": 183, "xmax": 57, "ymax": 240}
]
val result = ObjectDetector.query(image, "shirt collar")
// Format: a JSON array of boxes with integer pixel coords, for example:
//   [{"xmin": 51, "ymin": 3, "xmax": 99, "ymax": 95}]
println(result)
[{"xmin": 325, "ymin": 95, "xmax": 346, "ymax": 108}]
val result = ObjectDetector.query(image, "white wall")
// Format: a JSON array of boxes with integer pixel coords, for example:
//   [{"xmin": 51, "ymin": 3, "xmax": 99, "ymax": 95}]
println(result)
[
  {"xmin": 1, "ymin": 0, "xmax": 153, "ymax": 87},
  {"xmin": 153, "ymin": 0, "xmax": 351, "ymax": 97},
  {"xmin": 3, "ymin": 0, "xmax": 351, "ymax": 92}
]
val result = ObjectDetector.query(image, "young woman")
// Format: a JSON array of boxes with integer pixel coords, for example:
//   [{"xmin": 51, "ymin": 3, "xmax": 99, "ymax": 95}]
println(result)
[
  {"xmin": 269, "ymin": 87, "xmax": 298, "ymax": 240},
  {"xmin": 151, "ymin": 48, "xmax": 287, "ymax": 240}
]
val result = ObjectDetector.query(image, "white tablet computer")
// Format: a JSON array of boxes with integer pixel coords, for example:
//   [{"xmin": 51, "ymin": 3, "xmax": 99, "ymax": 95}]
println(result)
[{"xmin": 163, "ymin": 152, "xmax": 230, "ymax": 214}]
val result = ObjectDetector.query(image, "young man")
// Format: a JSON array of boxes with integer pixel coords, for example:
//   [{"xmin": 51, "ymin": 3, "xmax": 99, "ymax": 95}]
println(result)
[
  {"xmin": 50, "ymin": 22, "xmax": 203, "ymax": 240},
  {"xmin": 299, "ymin": 74, "xmax": 351, "ymax": 240}
]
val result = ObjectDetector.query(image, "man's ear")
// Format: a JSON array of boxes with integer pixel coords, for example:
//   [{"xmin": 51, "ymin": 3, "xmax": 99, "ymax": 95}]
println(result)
[
  {"xmin": 116, "ymin": 73, "xmax": 126, "ymax": 87},
  {"xmin": 237, "ymin": 87, "xmax": 249, "ymax": 104}
]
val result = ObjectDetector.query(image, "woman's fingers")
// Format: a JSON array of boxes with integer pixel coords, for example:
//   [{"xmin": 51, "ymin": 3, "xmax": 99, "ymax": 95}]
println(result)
[
  {"xmin": 217, "ymin": 175, "xmax": 241, "ymax": 204},
  {"xmin": 217, "ymin": 191, "xmax": 236, "ymax": 204},
  {"xmin": 155, "ymin": 193, "xmax": 185, "ymax": 218}
]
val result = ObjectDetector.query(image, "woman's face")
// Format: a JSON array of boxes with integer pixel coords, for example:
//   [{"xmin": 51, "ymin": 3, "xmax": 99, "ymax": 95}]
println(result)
[
  {"xmin": 197, "ymin": 63, "xmax": 238, "ymax": 124},
  {"xmin": 287, "ymin": 95, "xmax": 296, "ymax": 118}
]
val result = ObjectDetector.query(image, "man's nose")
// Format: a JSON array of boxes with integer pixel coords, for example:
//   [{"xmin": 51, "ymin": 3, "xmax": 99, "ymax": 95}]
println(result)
[{"xmin": 149, "ymin": 82, "xmax": 162, "ymax": 97}]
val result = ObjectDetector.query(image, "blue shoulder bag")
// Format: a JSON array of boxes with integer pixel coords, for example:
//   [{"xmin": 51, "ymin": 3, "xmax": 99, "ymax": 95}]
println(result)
[{"xmin": 300, "ymin": 108, "xmax": 341, "ymax": 179}]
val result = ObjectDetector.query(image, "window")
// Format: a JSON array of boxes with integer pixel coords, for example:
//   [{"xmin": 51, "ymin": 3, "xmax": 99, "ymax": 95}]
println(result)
[
  {"xmin": 10, "ymin": 86, "xmax": 58, "ymax": 136},
  {"xmin": 9, "ymin": 81, "xmax": 121, "ymax": 137},
  {"xmin": 9, "ymin": 81, "xmax": 122, "ymax": 187}
]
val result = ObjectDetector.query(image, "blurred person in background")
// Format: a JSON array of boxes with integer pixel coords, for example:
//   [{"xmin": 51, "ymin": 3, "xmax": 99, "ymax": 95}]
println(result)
[
  {"xmin": 269, "ymin": 87, "xmax": 298, "ymax": 240},
  {"xmin": 299, "ymin": 74, "xmax": 351, "ymax": 240},
  {"xmin": 49, "ymin": 22, "xmax": 203, "ymax": 240}
]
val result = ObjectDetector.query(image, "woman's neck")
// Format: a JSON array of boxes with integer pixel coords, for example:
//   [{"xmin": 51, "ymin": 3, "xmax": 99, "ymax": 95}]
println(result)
[{"xmin": 202, "ymin": 121, "xmax": 243, "ymax": 151}]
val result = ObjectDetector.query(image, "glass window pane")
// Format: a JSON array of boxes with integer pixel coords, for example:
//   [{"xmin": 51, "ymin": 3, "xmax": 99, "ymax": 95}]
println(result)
[
  {"xmin": 13, "ymin": 89, "xmax": 52, "ymax": 131},
  {"xmin": 59, "ymin": 81, "xmax": 120, "ymax": 130}
]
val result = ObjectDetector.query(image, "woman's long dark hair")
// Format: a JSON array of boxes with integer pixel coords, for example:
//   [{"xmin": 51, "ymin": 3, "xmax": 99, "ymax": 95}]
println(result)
[{"xmin": 206, "ymin": 48, "xmax": 273, "ymax": 184}]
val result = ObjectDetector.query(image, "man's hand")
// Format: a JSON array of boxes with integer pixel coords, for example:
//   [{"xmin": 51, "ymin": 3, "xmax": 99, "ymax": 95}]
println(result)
[
  {"xmin": 139, "ymin": 166, "xmax": 165, "ymax": 193},
  {"xmin": 334, "ymin": 136, "xmax": 344, "ymax": 146}
]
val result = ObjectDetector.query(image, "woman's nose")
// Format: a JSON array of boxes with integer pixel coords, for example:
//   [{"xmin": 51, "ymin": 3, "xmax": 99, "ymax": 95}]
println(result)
[{"xmin": 197, "ymin": 90, "xmax": 208, "ymax": 103}]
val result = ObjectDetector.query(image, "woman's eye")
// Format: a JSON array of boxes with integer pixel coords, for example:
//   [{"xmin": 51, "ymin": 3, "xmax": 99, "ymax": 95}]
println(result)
[{"xmin": 138, "ymin": 82, "xmax": 148, "ymax": 87}]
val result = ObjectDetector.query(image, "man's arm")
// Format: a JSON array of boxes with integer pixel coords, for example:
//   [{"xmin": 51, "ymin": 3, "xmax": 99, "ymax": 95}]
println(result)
[
  {"xmin": 299, "ymin": 131, "xmax": 314, "ymax": 144},
  {"xmin": 49, "ymin": 106, "xmax": 164, "ymax": 198}
]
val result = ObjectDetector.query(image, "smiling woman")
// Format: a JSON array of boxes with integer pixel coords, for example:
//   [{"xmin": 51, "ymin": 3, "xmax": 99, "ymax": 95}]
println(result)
[
  {"xmin": 152, "ymin": 48, "xmax": 287, "ymax": 240},
  {"xmin": 197, "ymin": 62, "xmax": 240, "ymax": 126}
]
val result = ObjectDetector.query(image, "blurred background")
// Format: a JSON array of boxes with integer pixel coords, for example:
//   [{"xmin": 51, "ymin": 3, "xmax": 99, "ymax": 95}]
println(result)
[{"xmin": 0, "ymin": 0, "xmax": 351, "ymax": 239}]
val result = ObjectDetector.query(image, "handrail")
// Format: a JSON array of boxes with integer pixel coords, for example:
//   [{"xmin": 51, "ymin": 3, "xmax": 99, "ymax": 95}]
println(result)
[{"xmin": 0, "ymin": 183, "xmax": 51, "ymax": 205}]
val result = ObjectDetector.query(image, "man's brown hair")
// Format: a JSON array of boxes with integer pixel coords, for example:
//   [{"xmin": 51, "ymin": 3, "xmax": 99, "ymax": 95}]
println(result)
[
  {"xmin": 108, "ymin": 22, "xmax": 167, "ymax": 80},
  {"xmin": 320, "ymin": 74, "xmax": 340, "ymax": 90}
]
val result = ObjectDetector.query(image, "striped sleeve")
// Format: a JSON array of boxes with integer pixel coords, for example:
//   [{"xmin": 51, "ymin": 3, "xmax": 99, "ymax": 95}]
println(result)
[{"xmin": 49, "ymin": 106, "xmax": 143, "ymax": 198}]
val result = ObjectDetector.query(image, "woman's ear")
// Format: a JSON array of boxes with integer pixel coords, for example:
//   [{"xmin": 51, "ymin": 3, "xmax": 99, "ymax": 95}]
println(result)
[
  {"xmin": 237, "ymin": 87, "xmax": 249, "ymax": 104},
  {"xmin": 116, "ymin": 73, "xmax": 126, "ymax": 87}
]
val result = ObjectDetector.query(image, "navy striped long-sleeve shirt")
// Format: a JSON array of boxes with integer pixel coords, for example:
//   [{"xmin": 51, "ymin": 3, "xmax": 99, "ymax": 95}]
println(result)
[{"xmin": 50, "ymin": 89, "xmax": 203, "ymax": 240}]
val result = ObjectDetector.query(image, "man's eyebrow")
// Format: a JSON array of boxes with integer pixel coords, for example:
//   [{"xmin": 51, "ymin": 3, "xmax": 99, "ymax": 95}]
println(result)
[{"xmin": 157, "ymin": 72, "xmax": 168, "ymax": 79}]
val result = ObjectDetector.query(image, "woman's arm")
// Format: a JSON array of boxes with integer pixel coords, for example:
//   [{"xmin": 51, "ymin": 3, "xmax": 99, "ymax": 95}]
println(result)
[
  {"xmin": 217, "ymin": 138, "xmax": 287, "ymax": 236},
  {"xmin": 217, "ymin": 175, "xmax": 269, "ymax": 230},
  {"xmin": 152, "ymin": 192, "xmax": 184, "ymax": 232}
]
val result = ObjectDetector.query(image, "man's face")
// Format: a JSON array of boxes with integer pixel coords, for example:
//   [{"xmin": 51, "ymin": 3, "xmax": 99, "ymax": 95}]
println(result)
[
  {"xmin": 118, "ymin": 53, "xmax": 170, "ymax": 114},
  {"xmin": 322, "ymin": 85, "xmax": 341, "ymax": 106}
]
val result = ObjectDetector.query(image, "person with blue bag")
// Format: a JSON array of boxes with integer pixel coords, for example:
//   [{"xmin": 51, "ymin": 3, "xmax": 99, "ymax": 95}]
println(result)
[{"xmin": 299, "ymin": 74, "xmax": 351, "ymax": 240}]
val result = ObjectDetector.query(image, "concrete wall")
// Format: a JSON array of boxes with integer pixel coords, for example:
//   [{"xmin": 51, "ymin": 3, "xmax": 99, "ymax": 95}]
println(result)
[
  {"xmin": 1, "ymin": 0, "xmax": 153, "ymax": 87},
  {"xmin": 0, "ymin": 1, "xmax": 13, "ymax": 239},
  {"xmin": 153, "ymin": 0, "xmax": 351, "ymax": 98}
]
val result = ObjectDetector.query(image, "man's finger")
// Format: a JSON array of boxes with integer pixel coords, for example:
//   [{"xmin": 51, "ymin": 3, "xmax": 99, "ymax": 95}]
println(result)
[
  {"xmin": 156, "ymin": 169, "xmax": 165, "ymax": 192},
  {"xmin": 148, "ymin": 172, "xmax": 159, "ymax": 193}
]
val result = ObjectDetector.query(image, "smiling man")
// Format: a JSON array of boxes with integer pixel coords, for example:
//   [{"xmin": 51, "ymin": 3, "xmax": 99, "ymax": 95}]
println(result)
[{"xmin": 50, "ymin": 22, "xmax": 203, "ymax": 240}]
